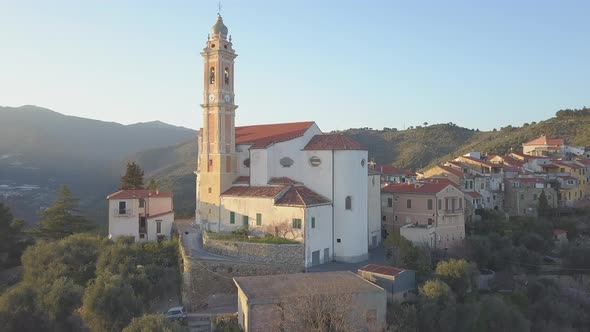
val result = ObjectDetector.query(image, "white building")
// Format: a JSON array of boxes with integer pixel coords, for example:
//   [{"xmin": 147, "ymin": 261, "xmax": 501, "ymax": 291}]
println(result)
[
  {"xmin": 195, "ymin": 15, "xmax": 379, "ymax": 267},
  {"xmin": 107, "ymin": 189, "xmax": 174, "ymax": 242}
]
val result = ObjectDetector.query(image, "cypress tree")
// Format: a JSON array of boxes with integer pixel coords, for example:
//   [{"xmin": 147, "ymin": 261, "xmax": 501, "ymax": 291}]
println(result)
[{"xmin": 120, "ymin": 161, "xmax": 145, "ymax": 190}]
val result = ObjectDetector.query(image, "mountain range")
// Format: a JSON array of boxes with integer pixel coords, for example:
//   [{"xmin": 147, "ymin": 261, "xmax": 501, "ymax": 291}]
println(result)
[{"xmin": 1, "ymin": 105, "xmax": 589, "ymax": 226}]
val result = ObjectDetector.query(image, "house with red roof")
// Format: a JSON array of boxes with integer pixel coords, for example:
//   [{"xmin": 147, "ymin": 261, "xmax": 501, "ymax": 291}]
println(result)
[
  {"xmin": 358, "ymin": 264, "xmax": 416, "ymax": 302},
  {"xmin": 381, "ymin": 182, "xmax": 465, "ymax": 249},
  {"xmin": 523, "ymin": 135, "xmax": 585, "ymax": 157},
  {"xmin": 107, "ymin": 189, "xmax": 174, "ymax": 242},
  {"xmin": 504, "ymin": 177, "xmax": 558, "ymax": 215},
  {"xmin": 194, "ymin": 15, "xmax": 380, "ymax": 268}
]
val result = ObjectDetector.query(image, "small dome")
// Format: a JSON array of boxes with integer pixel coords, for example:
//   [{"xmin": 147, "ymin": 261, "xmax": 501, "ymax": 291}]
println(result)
[{"xmin": 211, "ymin": 15, "xmax": 228, "ymax": 36}]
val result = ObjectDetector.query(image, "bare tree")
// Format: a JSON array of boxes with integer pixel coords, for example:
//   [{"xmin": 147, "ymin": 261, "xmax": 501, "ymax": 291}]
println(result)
[
  {"xmin": 273, "ymin": 283, "xmax": 381, "ymax": 332},
  {"xmin": 263, "ymin": 222, "xmax": 301, "ymax": 240}
]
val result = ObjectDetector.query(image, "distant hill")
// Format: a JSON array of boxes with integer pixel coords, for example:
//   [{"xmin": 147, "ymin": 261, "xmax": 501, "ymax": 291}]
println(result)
[{"xmin": 0, "ymin": 105, "xmax": 196, "ymax": 224}]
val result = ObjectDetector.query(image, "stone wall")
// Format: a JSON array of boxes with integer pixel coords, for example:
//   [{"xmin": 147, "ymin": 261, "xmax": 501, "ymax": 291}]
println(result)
[{"xmin": 203, "ymin": 232, "xmax": 304, "ymax": 268}]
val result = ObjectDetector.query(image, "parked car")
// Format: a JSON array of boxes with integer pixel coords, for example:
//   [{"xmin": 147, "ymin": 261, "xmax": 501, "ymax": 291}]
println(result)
[{"xmin": 164, "ymin": 306, "xmax": 187, "ymax": 321}]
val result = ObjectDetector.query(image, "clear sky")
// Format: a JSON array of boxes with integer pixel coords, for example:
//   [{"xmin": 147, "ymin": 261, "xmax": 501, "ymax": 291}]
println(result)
[{"xmin": 1, "ymin": 0, "xmax": 589, "ymax": 131}]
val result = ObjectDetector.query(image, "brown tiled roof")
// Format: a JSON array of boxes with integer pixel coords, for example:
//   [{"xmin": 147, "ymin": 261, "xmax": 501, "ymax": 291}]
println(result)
[
  {"xmin": 377, "ymin": 165, "xmax": 414, "ymax": 176},
  {"xmin": 107, "ymin": 189, "xmax": 173, "ymax": 200},
  {"xmin": 553, "ymin": 161, "xmax": 583, "ymax": 169},
  {"xmin": 466, "ymin": 191, "xmax": 482, "ymax": 198},
  {"xmin": 234, "ymin": 272, "xmax": 383, "ymax": 301},
  {"xmin": 576, "ymin": 158, "xmax": 590, "ymax": 165},
  {"xmin": 303, "ymin": 134, "xmax": 364, "ymax": 150},
  {"xmin": 221, "ymin": 186, "xmax": 285, "ymax": 198},
  {"xmin": 422, "ymin": 178, "xmax": 457, "ymax": 186},
  {"xmin": 233, "ymin": 176, "xmax": 250, "ymax": 184},
  {"xmin": 268, "ymin": 177, "xmax": 300, "ymax": 185},
  {"xmin": 235, "ymin": 122, "xmax": 315, "ymax": 149},
  {"xmin": 382, "ymin": 182, "xmax": 453, "ymax": 194},
  {"xmin": 359, "ymin": 264, "xmax": 408, "ymax": 277},
  {"xmin": 459, "ymin": 156, "xmax": 498, "ymax": 168},
  {"xmin": 523, "ymin": 136, "xmax": 564, "ymax": 146},
  {"xmin": 147, "ymin": 210, "xmax": 174, "ymax": 219},
  {"xmin": 436, "ymin": 165, "xmax": 466, "ymax": 178},
  {"xmin": 275, "ymin": 186, "xmax": 330, "ymax": 207}
]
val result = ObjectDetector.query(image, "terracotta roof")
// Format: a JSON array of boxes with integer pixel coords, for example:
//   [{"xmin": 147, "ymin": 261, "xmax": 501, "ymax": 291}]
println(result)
[
  {"xmin": 502, "ymin": 165, "xmax": 521, "ymax": 172},
  {"xmin": 576, "ymin": 158, "xmax": 590, "ymax": 165},
  {"xmin": 303, "ymin": 134, "xmax": 364, "ymax": 150},
  {"xmin": 553, "ymin": 229, "xmax": 567, "ymax": 236},
  {"xmin": 501, "ymin": 156, "xmax": 525, "ymax": 166},
  {"xmin": 466, "ymin": 191, "xmax": 482, "ymax": 198},
  {"xmin": 275, "ymin": 186, "xmax": 331, "ymax": 207},
  {"xmin": 234, "ymin": 272, "xmax": 382, "ymax": 301},
  {"xmin": 459, "ymin": 156, "xmax": 498, "ymax": 168},
  {"xmin": 147, "ymin": 210, "xmax": 174, "ymax": 219},
  {"xmin": 523, "ymin": 136, "xmax": 564, "ymax": 146},
  {"xmin": 221, "ymin": 186, "xmax": 285, "ymax": 198},
  {"xmin": 107, "ymin": 189, "xmax": 173, "ymax": 200},
  {"xmin": 382, "ymin": 182, "xmax": 454, "ymax": 194},
  {"xmin": 422, "ymin": 177, "xmax": 457, "ymax": 186},
  {"xmin": 540, "ymin": 163, "xmax": 559, "ymax": 168},
  {"xmin": 358, "ymin": 264, "xmax": 408, "ymax": 277},
  {"xmin": 553, "ymin": 161, "xmax": 583, "ymax": 169},
  {"xmin": 377, "ymin": 165, "xmax": 414, "ymax": 176},
  {"xmin": 233, "ymin": 176, "xmax": 250, "ymax": 184},
  {"xmin": 436, "ymin": 165, "xmax": 466, "ymax": 178},
  {"xmin": 268, "ymin": 177, "xmax": 300, "ymax": 185},
  {"xmin": 235, "ymin": 121, "xmax": 315, "ymax": 149}
]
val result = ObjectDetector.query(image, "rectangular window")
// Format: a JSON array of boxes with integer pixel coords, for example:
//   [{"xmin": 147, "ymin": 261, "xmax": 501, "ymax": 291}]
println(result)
[
  {"xmin": 438, "ymin": 199, "xmax": 442, "ymax": 210},
  {"xmin": 387, "ymin": 197, "xmax": 393, "ymax": 207},
  {"xmin": 292, "ymin": 218, "xmax": 302, "ymax": 229},
  {"xmin": 428, "ymin": 218, "xmax": 433, "ymax": 225},
  {"xmin": 242, "ymin": 215, "xmax": 249, "ymax": 228},
  {"xmin": 406, "ymin": 199, "xmax": 412, "ymax": 209},
  {"xmin": 118, "ymin": 201, "xmax": 126, "ymax": 214},
  {"xmin": 255, "ymin": 213, "xmax": 262, "ymax": 226},
  {"xmin": 394, "ymin": 215, "xmax": 398, "ymax": 222},
  {"xmin": 459, "ymin": 199, "xmax": 463, "ymax": 209},
  {"xmin": 445, "ymin": 199, "xmax": 449, "ymax": 211},
  {"xmin": 311, "ymin": 217, "xmax": 316, "ymax": 229},
  {"xmin": 427, "ymin": 199, "xmax": 433, "ymax": 210},
  {"xmin": 139, "ymin": 199, "xmax": 145, "ymax": 208},
  {"xmin": 156, "ymin": 220, "xmax": 162, "ymax": 233},
  {"xmin": 230, "ymin": 211, "xmax": 235, "ymax": 224}
]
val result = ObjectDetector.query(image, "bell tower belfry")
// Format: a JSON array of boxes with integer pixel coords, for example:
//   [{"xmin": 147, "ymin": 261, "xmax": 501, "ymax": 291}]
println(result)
[{"xmin": 196, "ymin": 14, "xmax": 238, "ymax": 228}]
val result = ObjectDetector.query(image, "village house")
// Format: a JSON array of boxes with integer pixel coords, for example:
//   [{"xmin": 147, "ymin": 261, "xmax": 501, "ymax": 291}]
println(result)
[
  {"xmin": 358, "ymin": 264, "xmax": 416, "ymax": 303},
  {"xmin": 369, "ymin": 163, "xmax": 416, "ymax": 187},
  {"xmin": 107, "ymin": 189, "xmax": 174, "ymax": 242},
  {"xmin": 234, "ymin": 272, "xmax": 386, "ymax": 332},
  {"xmin": 381, "ymin": 182, "xmax": 465, "ymax": 249},
  {"xmin": 503, "ymin": 177, "xmax": 558, "ymax": 216},
  {"xmin": 195, "ymin": 15, "xmax": 380, "ymax": 267},
  {"xmin": 540, "ymin": 160, "xmax": 585, "ymax": 205},
  {"xmin": 523, "ymin": 135, "xmax": 586, "ymax": 157}
]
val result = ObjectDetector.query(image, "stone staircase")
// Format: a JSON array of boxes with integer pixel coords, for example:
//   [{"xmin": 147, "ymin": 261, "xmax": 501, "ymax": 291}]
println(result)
[{"xmin": 187, "ymin": 314, "xmax": 212, "ymax": 332}]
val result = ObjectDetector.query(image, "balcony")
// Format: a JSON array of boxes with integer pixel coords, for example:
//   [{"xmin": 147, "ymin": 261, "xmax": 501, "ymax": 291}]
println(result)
[
  {"xmin": 443, "ymin": 209, "xmax": 463, "ymax": 215},
  {"xmin": 113, "ymin": 208, "xmax": 133, "ymax": 217}
]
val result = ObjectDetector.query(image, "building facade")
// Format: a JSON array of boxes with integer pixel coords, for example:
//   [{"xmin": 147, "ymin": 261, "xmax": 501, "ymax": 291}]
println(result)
[
  {"xmin": 107, "ymin": 189, "xmax": 174, "ymax": 242},
  {"xmin": 195, "ymin": 15, "xmax": 378, "ymax": 267}
]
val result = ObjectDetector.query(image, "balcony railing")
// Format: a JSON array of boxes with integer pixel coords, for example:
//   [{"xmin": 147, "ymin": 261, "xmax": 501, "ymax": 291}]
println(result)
[{"xmin": 113, "ymin": 208, "xmax": 133, "ymax": 217}]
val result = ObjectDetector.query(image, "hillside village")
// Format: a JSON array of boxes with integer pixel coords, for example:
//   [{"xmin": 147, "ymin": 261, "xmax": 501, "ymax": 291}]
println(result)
[{"xmin": 2, "ymin": 10, "xmax": 590, "ymax": 332}]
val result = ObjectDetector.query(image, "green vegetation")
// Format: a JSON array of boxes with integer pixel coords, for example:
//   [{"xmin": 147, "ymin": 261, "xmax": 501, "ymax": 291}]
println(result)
[
  {"xmin": 29, "ymin": 185, "xmax": 95, "ymax": 241},
  {"xmin": 0, "ymin": 203, "xmax": 29, "ymax": 269},
  {"xmin": 120, "ymin": 161, "xmax": 145, "ymax": 190},
  {"xmin": 205, "ymin": 230, "xmax": 299, "ymax": 244},
  {"xmin": 122, "ymin": 314, "xmax": 186, "ymax": 332},
  {"xmin": 0, "ymin": 234, "xmax": 181, "ymax": 332}
]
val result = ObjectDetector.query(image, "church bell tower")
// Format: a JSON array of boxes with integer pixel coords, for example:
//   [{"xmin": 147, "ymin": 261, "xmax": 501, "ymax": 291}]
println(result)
[{"xmin": 196, "ymin": 14, "xmax": 238, "ymax": 227}]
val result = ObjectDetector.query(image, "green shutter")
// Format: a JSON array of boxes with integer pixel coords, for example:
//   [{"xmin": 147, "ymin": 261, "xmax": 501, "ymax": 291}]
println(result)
[
  {"xmin": 292, "ymin": 218, "xmax": 302, "ymax": 229},
  {"xmin": 230, "ymin": 212, "xmax": 235, "ymax": 224},
  {"xmin": 256, "ymin": 213, "xmax": 262, "ymax": 226},
  {"xmin": 243, "ymin": 215, "xmax": 249, "ymax": 228},
  {"xmin": 311, "ymin": 217, "xmax": 315, "ymax": 228}
]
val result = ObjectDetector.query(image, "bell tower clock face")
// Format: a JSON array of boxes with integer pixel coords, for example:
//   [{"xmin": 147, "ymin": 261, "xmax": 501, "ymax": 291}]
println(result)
[{"xmin": 208, "ymin": 94, "xmax": 215, "ymax": 102}]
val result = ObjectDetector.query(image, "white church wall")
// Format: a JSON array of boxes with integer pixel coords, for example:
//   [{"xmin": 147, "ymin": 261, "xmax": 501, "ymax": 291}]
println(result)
[
  {"xmin": 302, "ymin": 150, "xmax": 334, "ymax": 199},
  {"xmin": 368, "ymin": 174, "xmax": 382, "ymax": 249},
  {"xmin": 304, "ymin": 205, "xmax": 333, "ymax": 267},
  {"xmin": 265, "ymin": 124, "xmax": 323, "ymax": 183},
  {"xmin": 333, "ymin": 150, "xmax": 369, "ymax": 263},
  {"xmin": 236, "ymin": 144, "xmax": 252, "ymax": 177},
  {"xmin": 249, "ymin": 149, "xmax": 269, "ymax": 186}
]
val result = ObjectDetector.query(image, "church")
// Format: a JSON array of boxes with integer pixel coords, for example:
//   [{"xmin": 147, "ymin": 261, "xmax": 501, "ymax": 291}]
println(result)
[{"xmin": 195, "ymin": 15, "xmax": 381, "ymax": 267}]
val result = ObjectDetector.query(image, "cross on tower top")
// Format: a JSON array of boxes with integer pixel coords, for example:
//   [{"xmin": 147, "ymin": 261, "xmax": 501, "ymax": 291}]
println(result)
[{"xmin": 217, "ymin": 0, "xmax": 222, "ymax": 15}]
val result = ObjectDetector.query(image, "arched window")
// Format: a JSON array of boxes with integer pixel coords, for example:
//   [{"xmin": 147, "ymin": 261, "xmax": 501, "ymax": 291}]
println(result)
[
  {"xmin": 209, "ymin": 67, "xmax": 215, "ymax": 84},
  {"xmin": 224, "ymin": 67, "xmax": 230, "ymax": 85},
  {"xmin": 345, "ymin": 196, "xmax": 352, "ymax": 210}
]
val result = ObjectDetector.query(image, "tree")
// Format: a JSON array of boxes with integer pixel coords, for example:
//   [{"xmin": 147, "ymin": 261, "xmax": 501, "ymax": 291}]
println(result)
[
  {"xmin": 147, "ymin": 178, "xmax": 158, "ymax": 190},
  {"xmin": 120, "ymin": 161, "xmax": 145, "ymax": 190},
  {"xmin": 423, "ymin": 122, "xmax": 428, "ymax": 126},
  {"xmin": 538, "ymin": 190, "xmax": 549, "ymax": 213},
  {"xmin": 419, "ymin": 279, "xmax": 453, "ymax": 304},
  {"xmin": 474, "ymin": 296, "xmax": 530, "ymax": 331},
  {"xmin": 434, "ymin": 259, "xmax": 478, "ymax": 302},
  {"xmin": 385, "ymin": 233, "xmax": 432, "ymax": 280},
  {"xmin": 0, "ymin": 283, "xmax": 49, "ymax": 332},
  {"xmin": 0, "ymin": 203, "xmax": 29, "ymax": 268},
  {"xmin": 81, "ymin": 274, "xmax": 143, "ymax": 332},
  {"xmin": 31, "ymin": 185, "xmax": 95, "ymax": 240},
  {"xmin": 38, "ymin": 277, "xmax": 84, "ymax": 329},
  {"xmin": 122, "ymin": 314, "xmax": 186, "ymax": 332}
]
